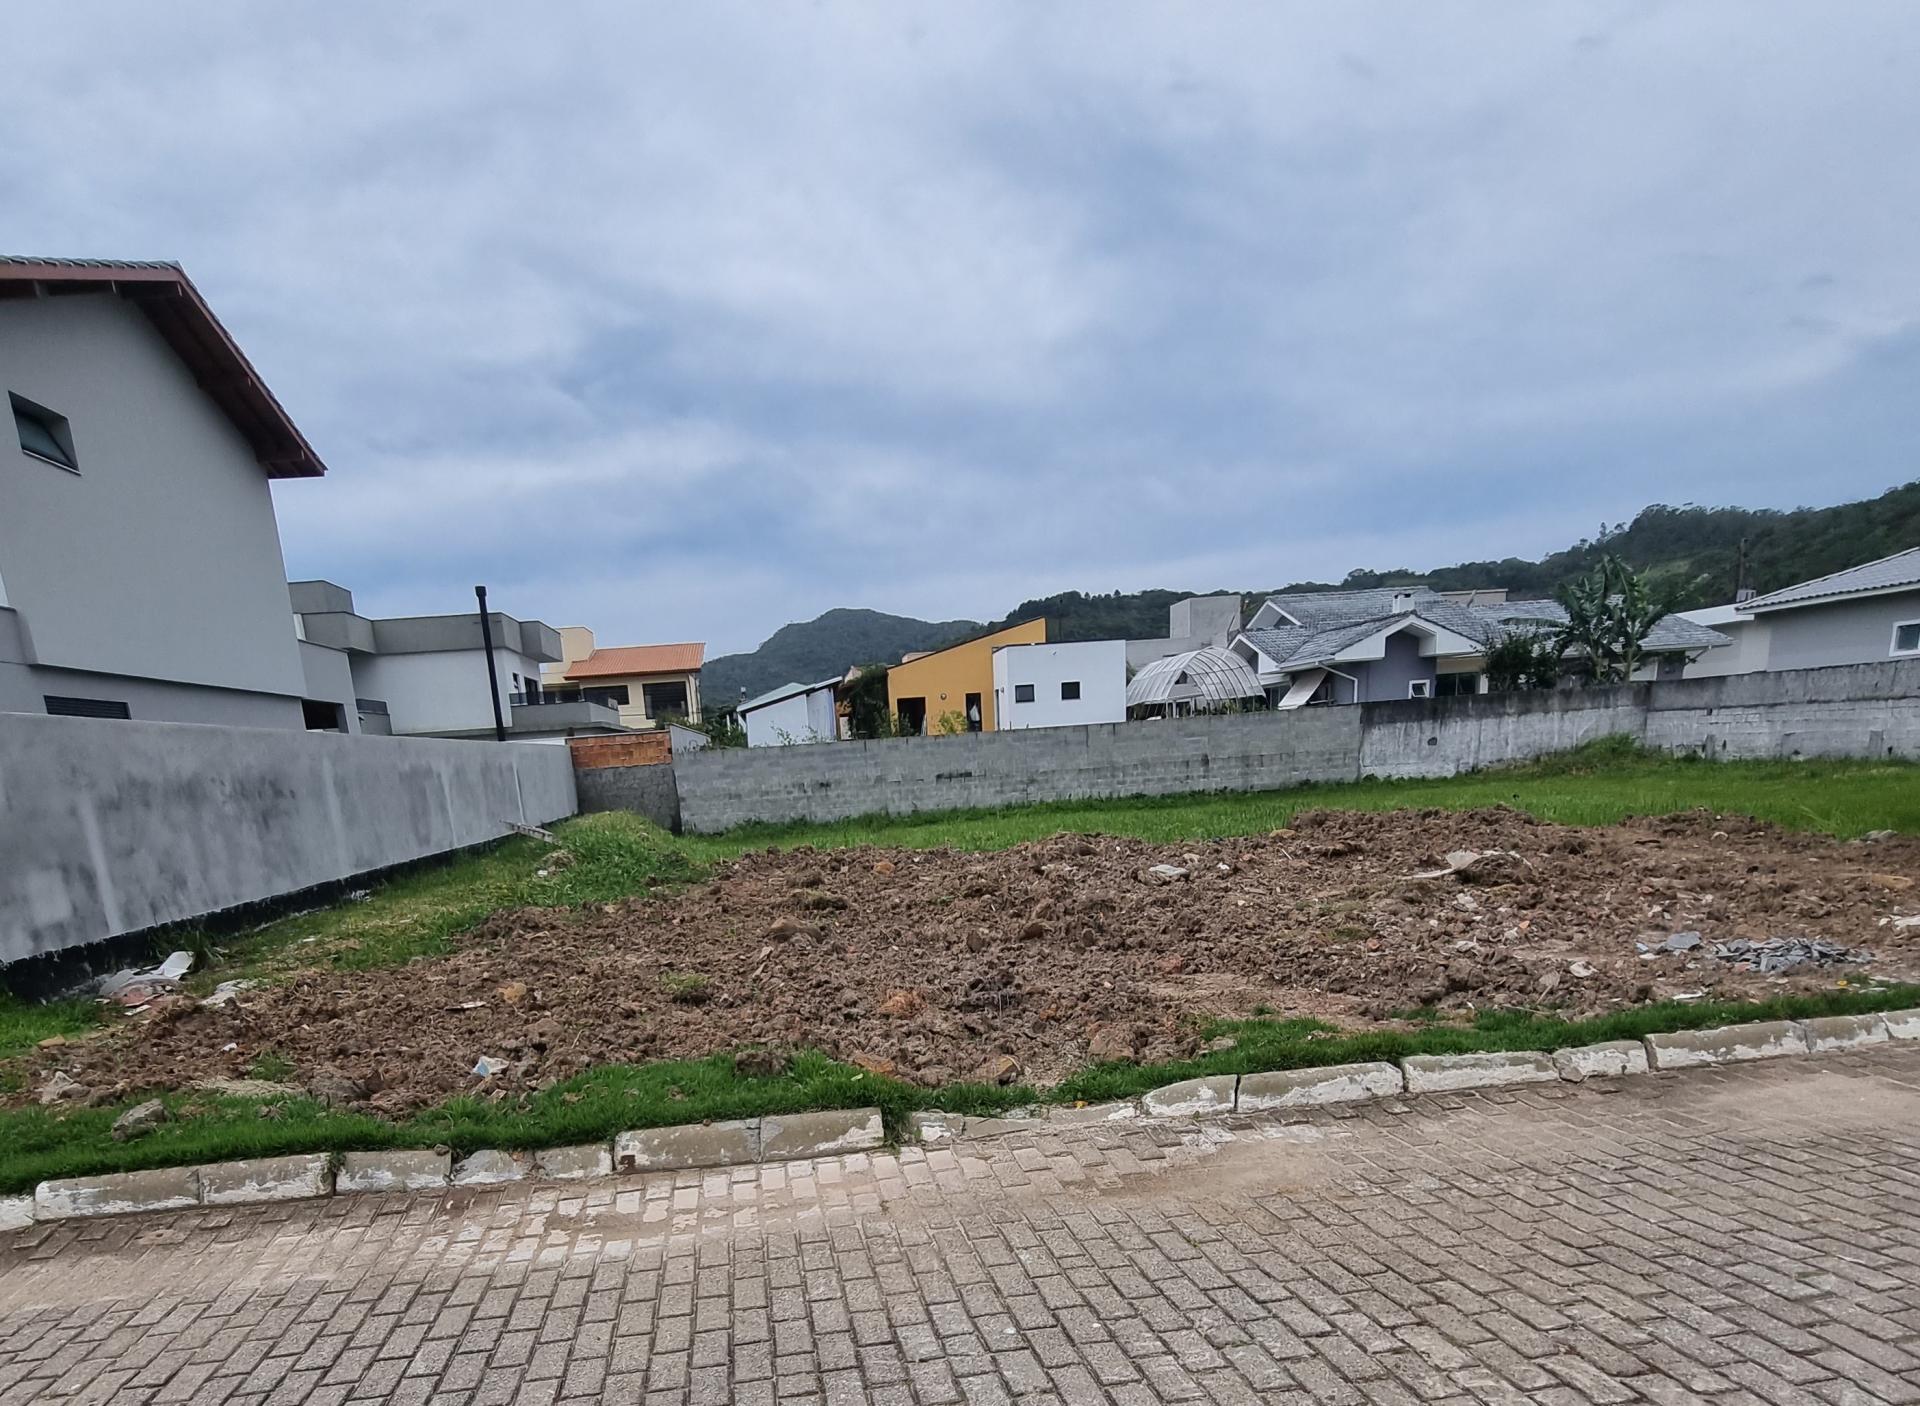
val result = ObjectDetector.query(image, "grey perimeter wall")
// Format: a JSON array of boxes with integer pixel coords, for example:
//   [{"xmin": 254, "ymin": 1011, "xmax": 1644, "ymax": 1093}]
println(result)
[
  {"xmin": 654, "ymin": 659, "xmax": 1920, "ymax": 834},
  {"xmin": 0, "ymin": 714, "xmax": 578, "ymax": 965}
]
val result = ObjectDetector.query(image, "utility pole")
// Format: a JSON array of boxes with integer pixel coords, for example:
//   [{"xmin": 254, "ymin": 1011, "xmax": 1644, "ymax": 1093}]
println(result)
[
  {"xmin": 475, "ymin": 585, "xmax": 507, "ymax": 742},
  {"xmin": 1734, "ymin": 538, "xmax": 1753, "ymax": 603}
]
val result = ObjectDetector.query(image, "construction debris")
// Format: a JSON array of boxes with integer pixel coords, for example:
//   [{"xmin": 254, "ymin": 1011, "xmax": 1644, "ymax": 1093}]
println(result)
[
  {"xmin": 1708, "ymin": 937, "xmax": 1871, "ymax": 974},
  {"xmin": 92, "ymin": 951, "xmax": 197, "ymax": 1012}
]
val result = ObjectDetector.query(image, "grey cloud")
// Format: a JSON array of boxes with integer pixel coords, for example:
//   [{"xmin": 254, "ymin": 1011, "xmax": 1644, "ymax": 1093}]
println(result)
[{"xmin": 4, "ymin": 2, "xmax": 1917, "ymax": 654}]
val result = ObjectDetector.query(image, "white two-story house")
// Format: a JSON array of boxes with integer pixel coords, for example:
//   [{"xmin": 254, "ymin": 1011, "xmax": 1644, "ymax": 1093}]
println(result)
[{"xmin": 0, "ymin": 257, "xmax": 329, "ymax": 727}]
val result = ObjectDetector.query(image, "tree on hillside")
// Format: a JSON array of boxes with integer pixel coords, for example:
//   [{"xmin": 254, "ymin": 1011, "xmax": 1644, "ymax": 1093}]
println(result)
[{"xmin": 1553, "ymin": 555, "xmax": 1676, "ymax": 684}]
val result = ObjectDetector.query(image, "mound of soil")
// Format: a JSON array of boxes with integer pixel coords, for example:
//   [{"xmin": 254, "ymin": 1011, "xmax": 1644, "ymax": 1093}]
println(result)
[{"xmin": 25, "ymin": 809, "xmax": 1920, "ymax": 1114}]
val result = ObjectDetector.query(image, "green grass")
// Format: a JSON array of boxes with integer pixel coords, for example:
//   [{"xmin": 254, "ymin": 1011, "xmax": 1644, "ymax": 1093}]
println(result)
[
  {"xmin": 0, "ymin": 997, "xmax": 101, "ymax": 1063},
  {"xmin": 4, "ymin": 742, "xmax": 1917, "ymax": 1193},
  {"xmin": 173, "ymin": 810, "xmax": 703, "ymax": 983},
  {"xmin": 5, "ymin": 985, "xmax": 1917, "ymax": 1193}
]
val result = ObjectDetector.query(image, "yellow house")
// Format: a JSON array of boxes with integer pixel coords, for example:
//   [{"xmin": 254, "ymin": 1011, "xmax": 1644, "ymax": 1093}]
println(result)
[{"xmin": 886, "ymin": 619, "xmax": 1046, "ymax": 734}]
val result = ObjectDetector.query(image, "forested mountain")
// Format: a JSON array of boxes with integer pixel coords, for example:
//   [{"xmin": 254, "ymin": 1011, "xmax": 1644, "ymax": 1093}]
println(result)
[
  {"xmin": 702, "ymin": 480, "xmax": 1920, "ymax": 701},
  {"xmin": 701, "ymin": 608, "xmax": 976, "ymax": 705}
]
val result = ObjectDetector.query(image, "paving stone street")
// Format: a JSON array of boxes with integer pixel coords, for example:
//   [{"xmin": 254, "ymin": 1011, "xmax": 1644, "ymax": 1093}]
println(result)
[{"xmin": 4, "ymin": 1046, "xmax": 1920, "ymax": 1405}]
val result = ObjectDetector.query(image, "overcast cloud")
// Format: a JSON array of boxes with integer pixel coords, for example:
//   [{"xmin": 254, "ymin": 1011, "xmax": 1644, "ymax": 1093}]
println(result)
[{"xmin": 6, "ymin": 3, "xmax": 1918, "ymax": 652}]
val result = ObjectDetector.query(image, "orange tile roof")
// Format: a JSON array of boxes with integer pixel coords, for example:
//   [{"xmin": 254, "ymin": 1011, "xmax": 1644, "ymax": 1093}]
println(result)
[{"xmin": 564, "ymin": 642, "xmax": 705, "ymax": 679}]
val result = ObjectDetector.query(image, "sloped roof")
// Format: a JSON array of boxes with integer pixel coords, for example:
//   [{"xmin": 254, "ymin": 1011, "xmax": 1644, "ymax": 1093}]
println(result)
[
  {"xmin": 1738, "ymin": 547, "xmax": 1920, "ymax": 614},
  {"xmin": 0, "ymin": 256, "xmax": 325, "ymax": 478},
  {"xmin": 564, "ymin": 642, "xmax": 705, "ymax": 679},
  {"xmin": 1127, "ymin": 648, "xmax": 1264, "ymax": 706},
  {"xmin": 739, "ymin": 677, "xmax": 837, "ymax": 713},
  {"xmin": 1476, "ymin": 600, "xmax": 1728, "ymax": 652},
  {"xmin": 1239, "ymin": 587, "xmax": 1726, "ymax": 673}
]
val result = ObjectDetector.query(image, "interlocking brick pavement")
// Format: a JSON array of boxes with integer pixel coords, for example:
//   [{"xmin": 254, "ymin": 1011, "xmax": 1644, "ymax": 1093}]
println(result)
[{"xmin": 5, "ymin": 1046, "xmax": 1920, "ymax": 1404}]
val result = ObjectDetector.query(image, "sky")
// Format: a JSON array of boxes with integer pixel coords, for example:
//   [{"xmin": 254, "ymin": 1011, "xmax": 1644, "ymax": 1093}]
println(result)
[{"xmin": 6, "ymin": 4, "xmax": 1919, "ymax": 655}]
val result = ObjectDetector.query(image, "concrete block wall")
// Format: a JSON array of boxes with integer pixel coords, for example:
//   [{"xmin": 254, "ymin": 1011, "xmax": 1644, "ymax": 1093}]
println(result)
[
  {"xmin": 672, "ymin": 707, "xmax": 1363, "ymax": 832},
  {"xmin": 1645, "ymin": 660, "xmax": 1920, "ymax": 761},
  {"xmin": 0, "ymin": 714, "xmax": 577, "ymax": 964},
  {"xmin": 576, "ymin": 760, "xmax": 682, "ymax": 832},
  {"xmin": 1357, "ymin": 685, "xmax": 1647, "ymax": 781},
  {"xmin": 664, "ymin": 659, "xmax": 1920, "ymax": 834}
]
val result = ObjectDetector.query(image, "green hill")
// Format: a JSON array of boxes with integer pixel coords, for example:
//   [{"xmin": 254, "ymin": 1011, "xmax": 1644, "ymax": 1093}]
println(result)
[
  {"xmin": 700, "ymin": 479, "xmax": 1920, "ymax": 699},
  {"xmin": 988, "ymin": 479, "xmax": 1920, "ymax": 641},
  {"xmin": 701, "ymin": 608, "xmax": 978, "ymax": 705}
]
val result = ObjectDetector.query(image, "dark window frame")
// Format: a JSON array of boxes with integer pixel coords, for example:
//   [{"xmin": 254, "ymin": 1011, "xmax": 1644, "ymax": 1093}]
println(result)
[
  {"xmin": 1014, "ymin": 683, "xmax": 1036, "ymax": 704},
  {"xmin": 44, "ymin": 695, "xmax": 130, "ymax": 719},
  {"xmin": 1060, "ymin": 680, "xmax": 1081, "ymax": 701},
  {"xmin": 641, "ymin": 679, "xmax": 688, "ymax": 717},
  {"xmin": 10, "ymin": 392, "xmax": 79, "ymax": 473}
]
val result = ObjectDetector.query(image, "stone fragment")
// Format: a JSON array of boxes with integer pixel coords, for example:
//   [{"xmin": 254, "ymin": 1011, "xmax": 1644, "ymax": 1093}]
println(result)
[
  {"xmin": 199, "ymin": 1154, "xmax": 332, "ymax": 1206},
  {"xmin": 1046, "ymin": 1100, "xmax": 1140, "ymax": 1126},
  {"xmin": 1141, "ymin": 1075, "xmax": 1236, "ymax": 1117},
  {"xmin": 336, "ymin": 1149, "xmax": 451, "ymax": 1193},
  {"xmin": 1882, "ymin": 1008, "xmax": 1920, "ymax": 1041},
  {"xmin": 452, "ymin": 1149, "xmax": 531, "ymax": 1186},
  {"xmin": 1552, "ymin": 1041, "xmax": 1649, "ymax": 1082},
  {"xmin": 111, "ymin": 1099, "xmax": 169, "ymax": 1142},
  {"xmin": 1240, "ymin": 1063, "xmax": 1403, "ymax": 1110},
  {"xmin": 907, "ymin": 1111, "xmax": 963, "ymax": 1143},
  {"xmin": 532, "ymin": 1144, "xmax": 613, "ymax": 1180},
  {"xmin": 36, "ymin": 1071, "xmax": 86, "ymax": 1106},
  {"xmin": 1401, "ymin": 1051, "xmax": 1557, "ymax": 1093},
  {"xmin": 1643, "ymin": 1020, "xmax": 1808, "ymax": 1070},
  {"xmin": 36, "ymin": 1166, "xmax": 200, "ymax": 1220},
  {"xmin": 972, "ymin": 1054, "xmax": 1021, "ymax": 1085},
  {"xmin": 1800, "ymin": 1013, "xmax": 1889, "ymax": 1052},
  {"xmin": 759, "ymin": 1107, "xmax": 884, "ymax": 1161}
]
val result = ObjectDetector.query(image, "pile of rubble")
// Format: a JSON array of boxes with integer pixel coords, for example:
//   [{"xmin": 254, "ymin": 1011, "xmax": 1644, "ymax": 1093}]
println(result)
[
  {"xmin": 1638, "ymin": 929, "xmax": 1874, "ymax": 976},
  {"xmin": 1709, "ymin": 936, "xmax": 1873, "ymax": 975}
]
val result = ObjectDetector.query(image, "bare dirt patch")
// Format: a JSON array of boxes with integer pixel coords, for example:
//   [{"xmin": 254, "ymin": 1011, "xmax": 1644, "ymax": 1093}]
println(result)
[{"xmin": 24, "ymin": 809, "xmax": 1920, "ymax": 1114}]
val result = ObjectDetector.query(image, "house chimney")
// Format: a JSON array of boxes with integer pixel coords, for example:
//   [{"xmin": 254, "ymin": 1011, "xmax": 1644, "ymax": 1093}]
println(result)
[{"xmin": 1391, "ymin": 590, "xmax": 1415, "ymax": 613}]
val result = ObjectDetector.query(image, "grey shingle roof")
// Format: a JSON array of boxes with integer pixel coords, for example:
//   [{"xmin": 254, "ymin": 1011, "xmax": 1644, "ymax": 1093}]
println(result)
[
  {"xmin": 1240, "ymin": 587, "xmax": 1726, "ymax": 672},
  {"xmin": 1739, "ymin": 547, "xmax": 1920, "ymax": 614}
]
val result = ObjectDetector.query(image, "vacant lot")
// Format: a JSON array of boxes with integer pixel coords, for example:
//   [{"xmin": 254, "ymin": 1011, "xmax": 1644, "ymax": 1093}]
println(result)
[
  {"xmin": 4, "ymin": 747, "xmax": 1918, "ymax": 1190},
  {"xmin": 30, "ymin": 802, "xmax": 1920, "ymax": 1115}
]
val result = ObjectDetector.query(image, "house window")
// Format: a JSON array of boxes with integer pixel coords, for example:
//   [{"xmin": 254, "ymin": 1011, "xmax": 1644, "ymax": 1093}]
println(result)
[
  {"xmin": 1434, "ymin": 672, "xmax": 1479, "ymax": 698},
  {"xmin": 11, "ymin": 393, "xmax": 78, "ymax": 472},
  {"xmin": 642, "ymin": 680, "xmax": 688, "ymax": 717},
  {"xmin": 1014, "ymin": 683, "xmax": 1036, "ymax": 704},
  {"xmin": 302, "ymin": 699, "xmax": 346, "ymax": 731},
  {"xmin": 45, "ymin": 695, "xmax": 130, "ymax": 719},
  {"xmin": 1893, "ymin": 621, "xmax": 1920, "ymax": 657},
  {"xmin": 1060, "ymin": 681, "xmax": 1081, "ymax": 701},
  {"xmin": 1408, "ymin": 679, "xmax": 1433, "ymax": 699},
  {"xmin": 584, "ymin": 684, "xmax": 631, "ymax": 707}
]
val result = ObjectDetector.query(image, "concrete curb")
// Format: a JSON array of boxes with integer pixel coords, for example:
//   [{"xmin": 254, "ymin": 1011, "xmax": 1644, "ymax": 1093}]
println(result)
[
  {"xmin": 15, "ymin": 1008, "xmax": 1920, "ymax": 1225},
  {"xmin": 1644, "ymin": 1019, "xmax": 1808, "ymax": 1070},
  {"xmin": 1403, "ymin": 1051, "xmax": 1559, "ymax": 1094},
  {"xmin": 1239, "ymin": 1062, "xmax": 1403, "ymax": 1111}
]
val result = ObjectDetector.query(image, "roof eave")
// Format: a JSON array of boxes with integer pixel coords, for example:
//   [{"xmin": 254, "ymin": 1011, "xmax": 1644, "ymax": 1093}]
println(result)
[
  {"xmin": 1741, "ymin": 579, "xmax": 1920, "ymax": 615},
  {"xmin": 0, "ymin": 259, "xmax": 326, "ymax": 479}
]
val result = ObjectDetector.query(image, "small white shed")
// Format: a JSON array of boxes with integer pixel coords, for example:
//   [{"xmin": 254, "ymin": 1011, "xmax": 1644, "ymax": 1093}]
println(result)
[{"xmin": 739, "ymin": 678, "xmax": 840, "ymax": 746}]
